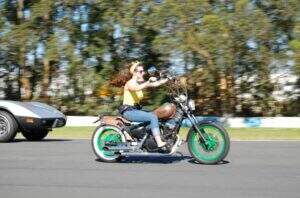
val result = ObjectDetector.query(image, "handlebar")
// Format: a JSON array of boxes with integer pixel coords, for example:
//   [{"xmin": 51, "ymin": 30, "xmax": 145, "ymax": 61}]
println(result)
[{"xmin": 147, "ymin": 67, "xmax": 187, "ymax": 97}]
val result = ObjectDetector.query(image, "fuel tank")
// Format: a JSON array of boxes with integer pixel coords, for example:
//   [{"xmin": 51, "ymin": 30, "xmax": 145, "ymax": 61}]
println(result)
[{"xmin": 153, "ymin": 103, "xmax": 176, "ymax": 120}]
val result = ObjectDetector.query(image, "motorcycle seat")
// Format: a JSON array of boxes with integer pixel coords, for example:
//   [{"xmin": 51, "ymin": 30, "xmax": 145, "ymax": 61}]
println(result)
[
  {"xmin": 117, "ymin": 116, "xmax": 149, "ymax": 126},
  {"xmin": 116, "ymin": 116, "xmax": 131, "ymax": 126}
]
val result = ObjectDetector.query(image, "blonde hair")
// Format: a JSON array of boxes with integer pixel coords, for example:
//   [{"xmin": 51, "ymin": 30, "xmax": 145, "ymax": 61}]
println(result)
[{"xmin": 129, "ymin": 61, "xmax": 141, "ymax": 74}]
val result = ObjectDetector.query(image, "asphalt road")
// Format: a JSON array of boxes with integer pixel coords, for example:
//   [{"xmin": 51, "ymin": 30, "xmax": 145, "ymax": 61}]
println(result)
[{"xmin": 0, "ymin": 139, "xmax": 299, "ymax": 198}]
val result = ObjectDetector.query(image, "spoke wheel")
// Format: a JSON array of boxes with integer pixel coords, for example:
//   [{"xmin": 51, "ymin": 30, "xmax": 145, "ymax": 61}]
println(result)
[
  {"xmin": 0, "ymin": 111, "xmax": 18, "ymax": 142},
  {"xmin": 92, "ymin": 125, "xmax": 125, "ymax": 162},
  {"xmin": 0, "ymin": 115, "xmax": 9, "ymax": 136},
  {"xmin": 187, "ymin": 123, "xmax": 230, "ymax": 164}
]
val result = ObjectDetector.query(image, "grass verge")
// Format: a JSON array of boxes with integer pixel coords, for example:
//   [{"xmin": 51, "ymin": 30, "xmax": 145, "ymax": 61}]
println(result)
[{"xmin": 36, "ymin": 127, "xmax": 300, "ymax": 140}]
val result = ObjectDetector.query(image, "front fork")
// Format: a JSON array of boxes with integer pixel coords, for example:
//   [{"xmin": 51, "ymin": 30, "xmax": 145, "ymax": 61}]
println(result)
[{"xmin": 186, "ymin": 113, "xmax": 208, "ymax": 145}]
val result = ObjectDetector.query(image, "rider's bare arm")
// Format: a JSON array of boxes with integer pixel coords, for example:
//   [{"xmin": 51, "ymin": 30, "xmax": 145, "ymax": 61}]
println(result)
[
  {"xmin": 126, "ymin": 79, "xmax": 150, "ymax": 91},
  {"xmin": 148, "ymin": 78, "xmax": 168, "ymax": 87}
]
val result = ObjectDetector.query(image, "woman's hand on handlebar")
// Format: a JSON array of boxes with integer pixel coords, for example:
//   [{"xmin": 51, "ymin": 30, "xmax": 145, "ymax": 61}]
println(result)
[
  {"xmin": 149, "ymin": 77, "xmax": 158, "ymax": 82},
  {"xmin": 147, "ymin": 78, "xmax": 168, "ymax": 87}
]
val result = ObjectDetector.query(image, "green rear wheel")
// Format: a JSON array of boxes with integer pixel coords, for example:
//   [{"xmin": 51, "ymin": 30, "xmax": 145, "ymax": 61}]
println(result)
[
  {"xmin": 92, "ymin": 125, "xmax": 125, "ymax": 162},
  {"xmin": 187, "ymin": 123, "xmax": 230, "ymax": 164}
]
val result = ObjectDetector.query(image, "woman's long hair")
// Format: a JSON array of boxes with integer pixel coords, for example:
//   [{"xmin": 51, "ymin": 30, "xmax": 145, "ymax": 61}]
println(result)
[{"xmin": 110, "ymin": 63, "xmax": 132, "ymax": 87}]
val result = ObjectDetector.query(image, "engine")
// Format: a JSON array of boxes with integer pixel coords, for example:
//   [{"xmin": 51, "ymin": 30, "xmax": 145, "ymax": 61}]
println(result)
[
  {"xmin": 129, "ymin": 126, "xmax": 148, "ymax": 140},
  {"xmin": 162, "ymin": 109, "xmax": 183, "ymax": 135},
  {"xmin": 144, "ymin": 136, "xmax": 158, "ymax": 152}
]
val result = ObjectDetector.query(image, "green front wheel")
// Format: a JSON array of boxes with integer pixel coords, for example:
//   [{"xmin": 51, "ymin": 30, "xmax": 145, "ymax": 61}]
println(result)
[{"xmin": 187, "ymin": 122, "xmax": 230, "ymax": 164}]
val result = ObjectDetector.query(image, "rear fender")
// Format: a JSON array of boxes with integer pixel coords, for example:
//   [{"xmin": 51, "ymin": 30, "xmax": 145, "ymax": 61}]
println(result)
[{"xmin": 94, "ymin": 125, "xmax": 126, "ymax": 142}]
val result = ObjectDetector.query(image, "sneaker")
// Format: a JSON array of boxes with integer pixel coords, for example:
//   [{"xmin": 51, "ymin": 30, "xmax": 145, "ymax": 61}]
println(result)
[
  {"xmin": 157, "ymin": 142, "xmax": 167, "ymax": 148},
  {"xmin": 169, "ymin": 135, "xmax": 180, "ymax": 154}
]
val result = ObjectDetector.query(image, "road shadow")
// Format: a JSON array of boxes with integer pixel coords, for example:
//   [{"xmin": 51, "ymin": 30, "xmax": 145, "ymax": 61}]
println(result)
[
  {"xmin": 10, "ymin": 138, "xmax": 72, "ymax": 143},
  {"xmin": 188, "ymin": 159, "xmax": 230, "ymax": 165},
  {"xmin": 95, "ymin": 152, "xmax": 231, "ymax": 165},
  {"xmin": 120, "ymin": 155, "xmax": 192, "ymax": 164},
  {"xmin": 96, "ymin": 152, "xmax": 192, "ymax": 164}
]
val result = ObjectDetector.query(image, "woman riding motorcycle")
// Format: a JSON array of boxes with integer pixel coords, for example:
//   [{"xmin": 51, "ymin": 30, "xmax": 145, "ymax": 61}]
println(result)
[{"xmin": 115, "ymin": 61, "xmax": 168, "ymax": 147}]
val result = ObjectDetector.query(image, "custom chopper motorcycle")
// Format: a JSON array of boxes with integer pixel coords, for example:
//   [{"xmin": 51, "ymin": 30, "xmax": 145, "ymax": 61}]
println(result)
[{"xmin": 91, "ymin": 68, "xmax": 230, "ymax": 164}]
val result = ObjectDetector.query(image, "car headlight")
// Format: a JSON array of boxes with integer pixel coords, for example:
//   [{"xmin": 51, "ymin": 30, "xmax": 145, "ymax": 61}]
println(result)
[{"xmin": 188, "ymin": 100, "xmax": 196, "ymax": 111}]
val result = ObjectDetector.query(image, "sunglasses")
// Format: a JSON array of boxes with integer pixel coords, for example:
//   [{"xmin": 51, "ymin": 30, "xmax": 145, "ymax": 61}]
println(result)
[{"xmin": 136, "ymin": 69, "xmax": 145, "ymax": 74}]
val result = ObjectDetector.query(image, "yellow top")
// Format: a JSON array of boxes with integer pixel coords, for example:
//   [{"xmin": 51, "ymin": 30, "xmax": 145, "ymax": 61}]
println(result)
[{"xmin": 123, "ymin": 88, "xmax": 144, "ymax": 106}]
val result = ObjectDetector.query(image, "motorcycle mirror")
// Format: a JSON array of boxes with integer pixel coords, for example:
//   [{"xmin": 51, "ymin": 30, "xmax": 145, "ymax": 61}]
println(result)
[{"xmin": 147, "ymin": 66, "xmax": 157, "ymax": 76}]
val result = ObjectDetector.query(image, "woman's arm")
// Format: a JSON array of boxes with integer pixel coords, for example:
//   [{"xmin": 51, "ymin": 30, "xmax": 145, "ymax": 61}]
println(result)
[
  {"xmin": 126, "ymin": 79, "xmax": 150, "ymax": 91},
  {"xmin": 126, "ymin": 78, "xmax": 168, "ymax": 91},
  {"xmin": 148, "ymin": 78, "xmax": 168, "ymax": 87}
]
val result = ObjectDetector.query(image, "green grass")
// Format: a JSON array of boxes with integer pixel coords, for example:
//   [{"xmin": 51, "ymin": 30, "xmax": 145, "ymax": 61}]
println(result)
[
  {"xmin": 49, "ymin": 126, "xmax": 97, "ymax": 139},
  {"xmin": 227, "ymin": 128, "xmax": 300, "ymax": 140},
  {"xmin": 36, "ymin": 127, "xmax": 300, "ymax": 140}
]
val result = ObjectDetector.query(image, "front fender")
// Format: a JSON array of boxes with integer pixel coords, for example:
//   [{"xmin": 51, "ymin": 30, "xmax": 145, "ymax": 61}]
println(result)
[
  {"xmin": 0, "ymin": 101, "xmax": 39, "ymax": 118},
  {"xmin": 187, "ymin": 120, "xmax": 227, "ymax": 140},
  {"xmin": 0, "ymin": 100, "xmax": 66, "ymax": 119}
]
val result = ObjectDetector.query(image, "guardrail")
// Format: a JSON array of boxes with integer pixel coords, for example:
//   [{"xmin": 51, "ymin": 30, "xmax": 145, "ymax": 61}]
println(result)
[{"xmin": 65, "ymin": 116, "xmax": 300, "ymax": 128}]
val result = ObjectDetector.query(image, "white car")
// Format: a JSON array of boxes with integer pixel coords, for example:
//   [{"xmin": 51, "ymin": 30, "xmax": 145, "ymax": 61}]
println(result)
[{"xmin": 0, "ymin": 100, "xmax": 66, "ymax": 142}]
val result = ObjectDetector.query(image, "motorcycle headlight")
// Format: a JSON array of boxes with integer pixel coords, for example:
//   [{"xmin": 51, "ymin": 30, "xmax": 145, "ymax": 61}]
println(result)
[
  {"xmin": 179, "ymin": 94, "xmax": 187, "ymax": 102},
  {"xmin": 188, "ymin": 100, "xmax": 196, "ymax": 111},
  {"xmin": 175, "ymin": 95, "xmax": 187, "ymax": 103}
]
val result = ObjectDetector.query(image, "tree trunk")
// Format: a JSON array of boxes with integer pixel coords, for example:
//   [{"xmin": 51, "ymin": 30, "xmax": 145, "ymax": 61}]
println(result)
[
  {"xmin": 226, "ymin": 69, "xmax": 237, "ymax": 115},
  {"xmin": 40, "ymin": 12, "xmax": 52, "ymax": 102},
  {"xmin": 19, "ymin": 46, "xmax": 32, "ymax": 100},
  {"xmin": 17, "ymin": 0, "xmax": 24, "ymax": 24},
  {"xmin": 41, "ymin": 58, "xmax": 50, "ymax": 101},
  {"xmin": 4, "ymin": 74, "xmax": 19, "ymax": 100},
  {"xmin": 17, "ymin": 0, "xmax": 32, "ymax": 100}
]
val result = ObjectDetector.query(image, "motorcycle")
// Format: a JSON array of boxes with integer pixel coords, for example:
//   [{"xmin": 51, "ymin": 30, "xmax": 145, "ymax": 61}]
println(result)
[{"xmin": 91, "ymin": 67, "xmax": 230, "ymax": 164}]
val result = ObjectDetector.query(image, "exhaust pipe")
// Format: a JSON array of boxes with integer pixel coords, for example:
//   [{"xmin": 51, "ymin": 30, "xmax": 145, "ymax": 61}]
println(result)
[{"xmin": 103, "ymin": 145, "xmax": 134, "ymax": 152}]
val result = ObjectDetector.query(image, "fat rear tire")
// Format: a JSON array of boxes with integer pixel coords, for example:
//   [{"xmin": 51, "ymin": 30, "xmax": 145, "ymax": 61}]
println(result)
[
  {"xmin": 0, "ymin": 111, "xmax": 18, "ymax": 142},
  {"xmin": 22, "ymin": 129, "xmax": 49, "ymax": 141},
  {"xmin": 92, "ymin": 125, "xmax": 125, "ymax": 163}
]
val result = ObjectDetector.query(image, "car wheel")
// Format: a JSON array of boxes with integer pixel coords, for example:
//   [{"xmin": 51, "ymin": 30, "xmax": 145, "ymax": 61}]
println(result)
[
  {"xmin": 22, "ymin": 129, "xmax": 49, "ymax": 141},
  {"xmin": 0, "ymin": 111, "xmax": 18, "ymax": 142}
]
